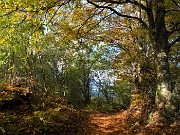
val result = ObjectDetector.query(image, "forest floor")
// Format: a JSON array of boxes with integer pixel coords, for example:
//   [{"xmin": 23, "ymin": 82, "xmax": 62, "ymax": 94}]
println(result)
[
  {"xmin": 0, "ymin": 95, "xmax": 180, "ymax": 135},
  {"xmin": 85, "ymin": 111, "xmax": 127, "ymax": 135},
  {"xmin": 84, "ymin": 110, "xmax": 180, "ymax": 135}
]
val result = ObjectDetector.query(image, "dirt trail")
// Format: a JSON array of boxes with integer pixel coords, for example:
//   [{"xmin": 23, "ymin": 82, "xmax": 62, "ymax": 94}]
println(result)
[
  {"xmin": 85, "ymin": 111, "xmax": 180, "ymax": 135},
  {"xmin": 87, "ymin": 111, "xmax": 127, "ymax": 135}
]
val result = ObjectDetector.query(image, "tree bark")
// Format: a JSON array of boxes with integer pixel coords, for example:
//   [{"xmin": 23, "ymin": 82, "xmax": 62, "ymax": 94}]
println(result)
[
  {"xmin": 156, "ymin": 50, "xmax": 172, "ymax": 111},
  {"xmin": 150, "ymin": 0, "xmax": 173, "ymax": 117},
  {"xmin": 83, "ymin": 69, "xmax": 91, "ymax": 106}
]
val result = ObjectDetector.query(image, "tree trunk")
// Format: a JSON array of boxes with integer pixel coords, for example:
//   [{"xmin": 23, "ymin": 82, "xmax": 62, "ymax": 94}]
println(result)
[
  {"xmin": 148, "ymin": 0, "xmax": 174, "ymax": 120},
  {"xmin": 83, "ymin": 71, "xmax": 91, "ymax": 106},
  {"xmin": 156, "ymin": 50, "xmax": 172, "ymax": 112}
]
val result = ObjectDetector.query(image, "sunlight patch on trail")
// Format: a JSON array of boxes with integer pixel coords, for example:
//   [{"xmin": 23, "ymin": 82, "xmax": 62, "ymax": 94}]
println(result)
[{"xmin": 89, "ymin": 112, "xmax": 126, "ymax": 134}]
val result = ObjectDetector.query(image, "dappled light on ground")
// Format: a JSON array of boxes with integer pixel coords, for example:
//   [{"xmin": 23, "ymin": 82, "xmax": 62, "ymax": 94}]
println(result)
[
  {"xmin": 85, "ymin": 110, "xmax": 180, "ymax": 135},
  {"xmin": 88, "ymin": 112, "xmax": 126, "ymax": 134}
]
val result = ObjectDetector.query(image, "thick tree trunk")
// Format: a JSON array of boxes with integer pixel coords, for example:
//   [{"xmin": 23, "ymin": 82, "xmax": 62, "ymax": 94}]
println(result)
[
  {"xmin": 147, "ymin": 0, "xmax": 175, "ymax": 121},
  {"xmin": 147, "ymin": 49, "xmax": 174, "ymax": 124},
  {"xmin": 156, "ymin": 50, "xmax": 172, "ymax": 112}
]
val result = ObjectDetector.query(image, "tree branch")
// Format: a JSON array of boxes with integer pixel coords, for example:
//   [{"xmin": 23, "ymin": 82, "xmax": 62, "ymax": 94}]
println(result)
[
  {"xmin": 168, "ymin": 21, "xmax": 180, "ymax": 35},
  {"xmin": 77, "ymin": 7, "xmax": 107, "ymax": 37},
  {"xmin": 169, "ymin": 36, "xmax": 180, "ymax": 47},
  {"xmin": 79, "ymin": 12, "xmax": 114, "ymax": 38},
  {"xmin": 91, "ymin": 0, "xmax": 151, "ymax": 14},
  {"xmin": 172, "ymin": 0, "xmax": 180, "ymax": 8},
  {"xmin": 166, "ymin": 9, "xmax": 180, "ymax": 13},
  {"xmin": 87, "ymin": 0, "xmax": 148, "ymax": 28},
  {"xmin": 46, "ymin": 0, "xmax": 71, "ymax": 24},
  {"xmin": 0, "ymin": 7, "xmax": 18, "ymax": 17}
]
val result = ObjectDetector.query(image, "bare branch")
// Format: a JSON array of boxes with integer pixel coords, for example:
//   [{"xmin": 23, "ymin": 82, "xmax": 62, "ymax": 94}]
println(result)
[{"xmin": 87, "ymin": 0, "xmax": 148, "ymax": 28}]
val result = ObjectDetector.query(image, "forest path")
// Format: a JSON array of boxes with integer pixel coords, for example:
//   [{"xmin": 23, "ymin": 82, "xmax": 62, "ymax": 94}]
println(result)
[
  {"xmin": 85, "ymin": 110, "xmax": 180, "ymax": 135},
  {"xmin": 86, "ymin": 111, "xmax": 127, "ymax": 135}
]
